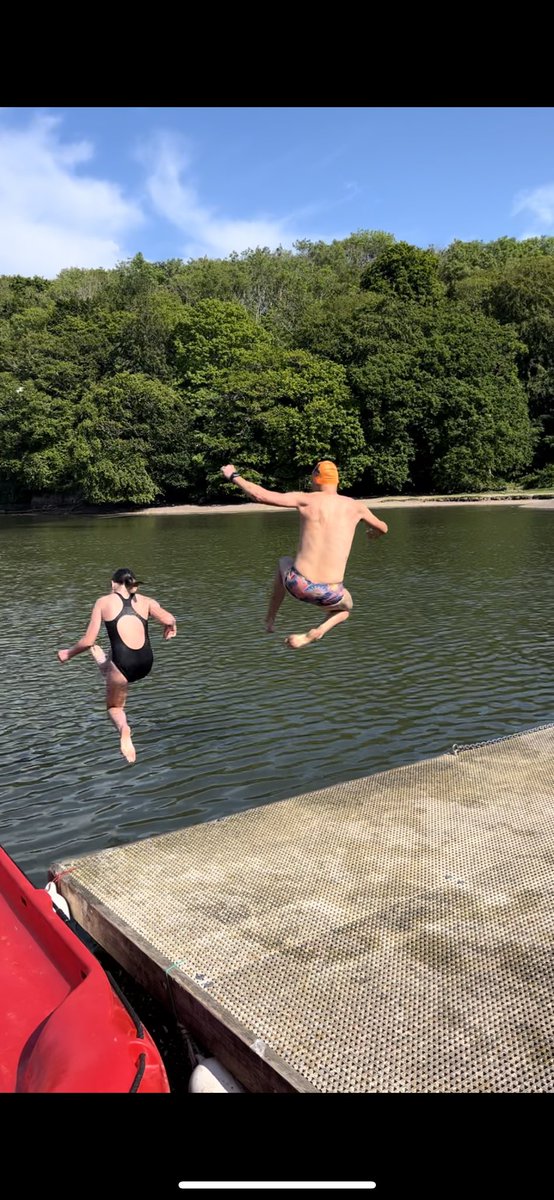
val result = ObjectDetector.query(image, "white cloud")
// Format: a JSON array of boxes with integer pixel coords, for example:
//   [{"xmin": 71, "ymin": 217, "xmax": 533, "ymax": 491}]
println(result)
[
  {"xmin": 0, "ymin": 114, "xmax": 333, "ymax": 276},
  {"xmin": 0, "ymin": 114, "xmax": 143, "ymax": 276},
  {"xmin": 141, "ymin": 132, "xmax": 297, "ymax": 258},
  {"xmin": 513, "ymin": 183, "xmax": 554, "ymax": 234}
]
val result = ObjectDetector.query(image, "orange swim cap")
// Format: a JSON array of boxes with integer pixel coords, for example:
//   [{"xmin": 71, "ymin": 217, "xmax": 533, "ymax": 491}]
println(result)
[{"xmin": 312, "ymin": 460, "xmax": 339, "ymax": 486}]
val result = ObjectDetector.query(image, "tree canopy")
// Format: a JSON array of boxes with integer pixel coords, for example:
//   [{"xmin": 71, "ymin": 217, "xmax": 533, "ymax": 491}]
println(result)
[{"xmin": 1, "ymin": 232, "xmax": 552, "ymax": 507}]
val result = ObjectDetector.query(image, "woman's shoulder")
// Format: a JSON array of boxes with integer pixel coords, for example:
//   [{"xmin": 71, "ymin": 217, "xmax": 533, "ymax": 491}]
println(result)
[{"xmin": 98, "ymin": 592, "xmax": 118, "ymax": 614}]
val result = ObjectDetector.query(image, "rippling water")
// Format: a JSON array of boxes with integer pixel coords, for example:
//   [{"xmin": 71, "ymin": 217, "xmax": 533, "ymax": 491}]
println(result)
[{"xmin": 0, "ymin": 505, "xmax": 552, "ymax": 883}]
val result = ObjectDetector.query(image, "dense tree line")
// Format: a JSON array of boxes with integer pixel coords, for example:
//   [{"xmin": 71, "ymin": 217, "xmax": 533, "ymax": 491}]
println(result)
[{"xmin": 0, "ymin": 231, "xmax": 553, "ymax": 506}]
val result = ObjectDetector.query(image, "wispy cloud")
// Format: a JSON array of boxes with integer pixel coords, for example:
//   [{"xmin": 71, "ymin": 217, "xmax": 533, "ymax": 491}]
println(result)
[
  {"xmin": 513, "ymin": 183, "xmax": 554, "ymax": 236},
  {"xmin": 0, "ymin": 114, "xmax": 143, "ymax": 276},
  {"xmin": 0, "ymin": 113, "xmax": 345, "ymax": 276},
  {"xmin": 140, "ymin": 132, "xmax": 299, "ymax": 258}
]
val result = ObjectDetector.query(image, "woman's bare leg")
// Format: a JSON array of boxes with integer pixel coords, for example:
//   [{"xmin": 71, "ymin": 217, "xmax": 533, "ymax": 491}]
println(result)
[
  {"xmin": 90, "ymin": 644, "xmax": 109, "ymax": 675},
  {"xmin": 104, "ymin": 662, "xmax": 135, "ymax": 763}
]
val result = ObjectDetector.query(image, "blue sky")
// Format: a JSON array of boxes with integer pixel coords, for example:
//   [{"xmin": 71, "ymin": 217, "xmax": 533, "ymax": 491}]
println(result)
[{"xmin": 1, "ymin": 106, "xmax": 553, "ymax": 277}]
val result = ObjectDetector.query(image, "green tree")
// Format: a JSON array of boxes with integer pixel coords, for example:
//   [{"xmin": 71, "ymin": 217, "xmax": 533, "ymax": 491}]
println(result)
[
  {"xmin": 438, "ymin": 236, "xmax": 554, "ymax": 291},
  {"xmin": 74, "ymin": 374, "xmax": 189, "ymax": 505},
  {"xmin": 174, "ymin": 298, "xmax": 271, "ymax": 383},
  {"xmin": 485, "ymin": 258, "xmax": 554, "ymax": 480},
  {"xmin": 49, "ymin": 267, "xmax": 111, "ymax": 310},
  {"xmin": 361, "ymin": 242, "xmax": 444, "ymax": 303},
  {"xmin": 0, "ymin": 230, "xmax": 548, "ymax": 506},
  {"xmin": 304, "ymin": 287, "xmax": 533, "ymax": 492},
  {"xmin": 173, "ymin": 300, "xmax": 366, "ymax": 497},
  {"xmin": 0, "ymin": 274, "xmax": 51, "ymax": 318},
  {"xmin": 0, "ymin": 374, "xmax": 75, "ymax": 500},
  {"xmin": 113, "ymin": 290, "xmax": 187, "ymax": 379}
]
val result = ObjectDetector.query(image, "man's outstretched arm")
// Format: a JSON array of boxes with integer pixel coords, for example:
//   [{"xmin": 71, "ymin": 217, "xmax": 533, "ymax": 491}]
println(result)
[
  {"xmin": 357, "ymin": 502, "xmax": 389, "ymax": 538},
  {"xmin": 221, "ymin": 464, "xmax": 303, "ymax": 509}
]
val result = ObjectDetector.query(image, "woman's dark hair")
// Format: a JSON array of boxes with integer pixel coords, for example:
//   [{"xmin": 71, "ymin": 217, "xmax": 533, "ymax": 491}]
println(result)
[{"xmin": 111, "ymin": 567, "xmax": 143, "ymax": 590}]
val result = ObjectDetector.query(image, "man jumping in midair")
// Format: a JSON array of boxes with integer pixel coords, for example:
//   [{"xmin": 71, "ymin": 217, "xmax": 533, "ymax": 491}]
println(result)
[{"xmin": 221, "ymin": 461, "xmax": 388, "ymax": 648}]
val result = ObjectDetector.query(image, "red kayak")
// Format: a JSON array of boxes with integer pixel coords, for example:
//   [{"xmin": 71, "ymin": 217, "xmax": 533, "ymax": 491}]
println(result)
[{"xmin": 0, "ymin": 846, "xmax": 170, "ymax": 1093}]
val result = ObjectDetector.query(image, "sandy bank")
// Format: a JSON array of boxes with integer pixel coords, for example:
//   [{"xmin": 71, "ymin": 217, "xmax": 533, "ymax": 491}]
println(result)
[{"xmin": 122, "ymin": 494, "xmax": 554, "ymax": 517}]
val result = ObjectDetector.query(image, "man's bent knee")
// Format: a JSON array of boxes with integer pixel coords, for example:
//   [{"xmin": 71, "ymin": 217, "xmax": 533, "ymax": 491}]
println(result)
[
  {"xmin": 331, "ymin": 591, "xmax": 353, "ymax": 614},
  {"xmin": 278, "ymin": 555, "xmax": 293, "ymax": 581}
]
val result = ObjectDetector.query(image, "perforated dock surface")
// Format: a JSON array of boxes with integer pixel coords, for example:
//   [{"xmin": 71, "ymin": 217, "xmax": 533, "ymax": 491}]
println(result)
[{"xmin": 53, "ymin": 726, "xmax": 554, "ymax": 1092}]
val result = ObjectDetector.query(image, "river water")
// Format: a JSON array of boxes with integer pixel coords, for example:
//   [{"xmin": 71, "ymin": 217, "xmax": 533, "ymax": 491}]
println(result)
[{"xmin": 0, "ymin": 505, "xmax": 551, "ymax": 883}]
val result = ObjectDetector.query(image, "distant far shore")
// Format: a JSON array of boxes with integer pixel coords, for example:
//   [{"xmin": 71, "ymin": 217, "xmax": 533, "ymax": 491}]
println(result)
[
  {"xmin": 124, "ymin": 492, "xmax": 554, "ymax": 516},
  {"xmin": 2, "ymin": 491, "xmax": 554, "ymax": 518}
]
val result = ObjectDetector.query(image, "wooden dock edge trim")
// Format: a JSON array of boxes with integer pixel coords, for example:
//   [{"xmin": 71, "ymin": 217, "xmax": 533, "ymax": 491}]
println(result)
[
  {"xmin": 51, "ymin": 867, "xmax": 175, "ymax": 1005},
  {"xmin": 52, "ymin": 868, "xmax": 318, "ymax": 1094}
]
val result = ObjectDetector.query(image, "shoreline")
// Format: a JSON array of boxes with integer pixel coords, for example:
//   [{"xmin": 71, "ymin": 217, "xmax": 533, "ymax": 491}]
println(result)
[
  {"xmin": 2, "ymin": 492, "xmax": 554, "ymax": 519},
  {"xmin": 122, "ymin": 494, "xmax": 554, "ymax": 516}
]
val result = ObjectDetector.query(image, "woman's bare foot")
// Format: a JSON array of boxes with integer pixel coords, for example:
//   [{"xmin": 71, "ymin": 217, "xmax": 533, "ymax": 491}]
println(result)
[
  {"xmin": 285, "ymin": 628, "xmax": 322, "ymax": 649},
  {"xmin": 90, "ymin": 644, "xmax": 107, "ymax": 667},
  {"xmin": 120, "ymin": 725, "xmax": 136, "ymax": 764}
]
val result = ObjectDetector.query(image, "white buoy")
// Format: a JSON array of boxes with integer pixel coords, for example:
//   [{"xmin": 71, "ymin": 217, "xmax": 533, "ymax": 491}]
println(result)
[
  {"xmin": 188, "ymin": 1057, "xmax": 245, "ymax": 1093},
  {"xmin": 44, "ymin": 880, "xmax": 71, "ymax": 920}
]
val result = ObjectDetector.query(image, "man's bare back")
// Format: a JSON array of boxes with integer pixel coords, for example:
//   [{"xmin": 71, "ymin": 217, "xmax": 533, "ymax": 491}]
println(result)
[
  {"xmin": 293, "ymin": 491, "xmax": 377, "ymax": 584},
  {"xmin": 220, "ymin": 460, "xmax": 388, "ymax": 649}
]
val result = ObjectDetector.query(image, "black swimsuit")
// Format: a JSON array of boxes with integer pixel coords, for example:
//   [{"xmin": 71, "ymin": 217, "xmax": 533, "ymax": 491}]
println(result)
[{"xmin": 104, "ymin": 595, "xmax": 153, "ymax": 684}]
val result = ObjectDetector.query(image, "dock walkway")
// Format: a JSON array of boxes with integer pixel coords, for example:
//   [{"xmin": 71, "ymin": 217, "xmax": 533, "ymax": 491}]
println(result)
[{"xmin": 52, "ymin": 725, "xmax": 554, "ymax": 1092}]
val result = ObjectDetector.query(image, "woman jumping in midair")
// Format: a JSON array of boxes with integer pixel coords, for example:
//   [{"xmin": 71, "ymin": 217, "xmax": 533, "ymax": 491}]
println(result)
[{"xmin": 57, "ymin": 568, "xmax": 177, "ymax": 764}]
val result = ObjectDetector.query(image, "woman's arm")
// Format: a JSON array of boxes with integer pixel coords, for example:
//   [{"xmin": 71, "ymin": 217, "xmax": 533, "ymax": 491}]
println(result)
[
  {"xmin": 148, "ymin": 598, "xmax": 177, "ymax": 640},
  {"xmin": 57, "ymin": 600, "xmax": 103, "ymax": 662}
]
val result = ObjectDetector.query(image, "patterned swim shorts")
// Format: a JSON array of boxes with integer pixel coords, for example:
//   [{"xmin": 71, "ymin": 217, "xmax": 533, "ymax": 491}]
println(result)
[{"xmin": 283, "ymin": 565, "xmax": 345, "ymax": 608}]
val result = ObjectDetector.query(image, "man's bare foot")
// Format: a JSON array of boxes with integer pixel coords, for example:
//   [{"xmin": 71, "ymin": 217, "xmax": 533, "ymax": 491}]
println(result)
[
  {"xmin": 285, "ymin": 628, "xmax": 322, "ymax": 649},
  {"xmin": 90, "ymin": 644, "xmax": 107, "ymax": 666},
  {"xmin": 120, "ymin": 726, "xmax": 136, "ymax": 764},
  {"xmin": 265, "ymin": 620, "xmax": 276, "ymax": 633}
]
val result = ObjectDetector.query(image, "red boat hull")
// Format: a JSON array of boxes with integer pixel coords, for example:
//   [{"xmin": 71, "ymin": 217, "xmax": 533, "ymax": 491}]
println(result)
[{"xmin": 0, "ymin": 846, "xmax": 170, "ymax": 1093}]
